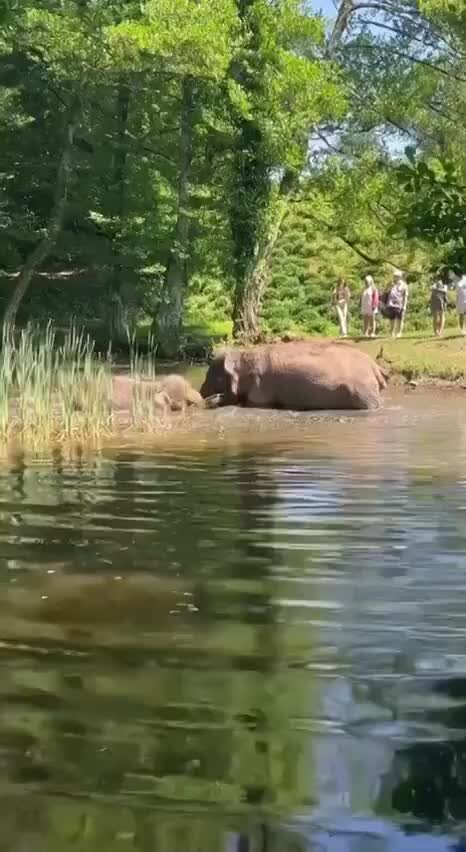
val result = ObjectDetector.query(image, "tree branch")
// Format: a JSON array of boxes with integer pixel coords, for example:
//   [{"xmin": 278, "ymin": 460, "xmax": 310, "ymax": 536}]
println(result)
[
  {"xmin": 384, "ymin": 115, "xmax": 417, "ymax": 138},
  {"xmin": 303, "ymin": 208, "xmax": 404, "ymax": 269},
  {"xmin": 344, "ymin": 42, "xmax": 466, "ymax": 83},
  {"xmin": 117, "ymin": 129, "xmax": 176, "ymax": 166},
  {"xmin": 312, "ymin": 129, "xmax": 346, "ymax": 154},
  {"xmin": 327, "ymin": 0, "xmax": 355, "ymax": 56},
  {"xmin": 356, "ymin": 17, "xmax": 462, "ymax": 63},
  {"xmin": 3, "ymin": 100, "xmax": 82, "ymax": 328}
]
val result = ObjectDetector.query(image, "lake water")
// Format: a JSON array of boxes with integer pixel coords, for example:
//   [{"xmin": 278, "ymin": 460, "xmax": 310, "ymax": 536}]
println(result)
[{"xmin": 0, "ymin": 386, "xmax": 466, "ymax": 851}]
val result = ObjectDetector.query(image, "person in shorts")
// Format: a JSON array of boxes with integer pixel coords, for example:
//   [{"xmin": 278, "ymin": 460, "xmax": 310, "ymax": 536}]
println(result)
[
  {"xmin": 456, "ymin": 274, "xmax": 466, "ymax": 334},
  {"xmin": 386, "ymin": 270, "xmax": 408, "ymax": 338},
  {"xmin": 360, "ymin": 275, "xmax": 379, "ymax": 338}
]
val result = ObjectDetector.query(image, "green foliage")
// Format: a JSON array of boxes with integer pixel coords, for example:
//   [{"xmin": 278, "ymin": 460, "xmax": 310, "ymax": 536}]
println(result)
[
  {"xmin": 396, "ymin": 150, "xmax": 466, "ymax": 269},
  {"xmin": 2, "ymin": 0, "xmax": 466, "ymax": 347},
  {"xmin": 106, "ymin": 0, "xmax": 239, "ymax": 78},
  {"xmin": 261, "ymin": 181, "xmax": 442, "ymax": 337},
  {"xmin": 228, "ymin": 0, "xmax": 346, "ymax": 330}
]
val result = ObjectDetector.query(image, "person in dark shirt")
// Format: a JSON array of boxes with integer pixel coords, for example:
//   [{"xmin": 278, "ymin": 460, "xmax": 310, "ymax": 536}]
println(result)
[{"xmin": 430, "ymin": 271, "xmax": 449, "ymax": 337}]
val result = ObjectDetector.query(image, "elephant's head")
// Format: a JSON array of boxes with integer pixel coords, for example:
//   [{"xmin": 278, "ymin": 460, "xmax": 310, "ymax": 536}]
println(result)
[{"xmin": 200, "ymin": 350, "xmax": 253, "ymax": 404}]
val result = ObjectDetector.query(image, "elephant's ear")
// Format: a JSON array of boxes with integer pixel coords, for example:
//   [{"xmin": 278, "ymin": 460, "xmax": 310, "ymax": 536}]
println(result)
[{"xmin": 224, "ymin": 351, "xmax": 240, "ymax": 397}]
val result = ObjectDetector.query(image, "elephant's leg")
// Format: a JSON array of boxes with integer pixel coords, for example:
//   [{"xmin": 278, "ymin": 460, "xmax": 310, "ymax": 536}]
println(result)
[
  {"xmin": 351, "ymin": 384, "xmax": 382, "ymax": 410},
  {"xmin": 374, "ymin": 364, "xmax": 389, "ymax": 390},
  {"xmin": 154, "ymin": 391, "xmax": 171, "ymax": 415},
  {"xmin": 243, "ymin": 373, "xmax": 274, "ymax": 407}
]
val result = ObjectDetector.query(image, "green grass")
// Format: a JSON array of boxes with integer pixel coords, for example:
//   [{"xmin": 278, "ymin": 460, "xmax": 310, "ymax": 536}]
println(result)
[
  {"xmin": 184, "ymin": 317, "xmax": 233, "ymax": 342},
  {"xmin": 188, "ymin": 318, "xmax": 232, "ymax": 338},
  {"xmin": 356, "ymin": 330, "xmax": 466, "ymax": 381}
]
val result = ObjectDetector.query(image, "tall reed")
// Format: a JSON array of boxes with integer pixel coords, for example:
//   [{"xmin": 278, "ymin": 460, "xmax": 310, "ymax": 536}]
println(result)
[
  {"xmin": 4, "ymin": 324, "xmax": 113, "ymax": 446},
  {"xmin": 127, "ymin": 329, "xmax": 164, "ymax": 425},
  {"xmin": 0, "ymin": 324, "xmax": 169, "ymax": 450},
  {"xmin": 128, "ymin": 328, "xmax": 158, "ymax": 380}
]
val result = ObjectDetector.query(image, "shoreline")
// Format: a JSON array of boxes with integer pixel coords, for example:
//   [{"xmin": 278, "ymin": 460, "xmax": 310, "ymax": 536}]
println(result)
[{"xmin": 387, "ymin": 373, "xmax": 466, "ymax": 390}]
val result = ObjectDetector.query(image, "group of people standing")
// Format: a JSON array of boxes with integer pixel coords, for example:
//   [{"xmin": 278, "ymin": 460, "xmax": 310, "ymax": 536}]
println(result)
[
  {"xmin": 333, "ymin": 270, "xmax": 408, "ymax": 338},
  {"xmin": 427, "ymin": 269, "xmax": 466, "ymax": 337},
  {"xmin": 333, "ymin": 270, "xmax": 466, "ymax": 338}
]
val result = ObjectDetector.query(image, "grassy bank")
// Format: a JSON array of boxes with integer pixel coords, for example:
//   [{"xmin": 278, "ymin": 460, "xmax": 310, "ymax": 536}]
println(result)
[
  {"xmin": 189, "ymin": 317, "xmax": 466, "ymax": 382},
  {"xmin": 356, "ymin": 332, "xmax": 466, "ymax": 382}
]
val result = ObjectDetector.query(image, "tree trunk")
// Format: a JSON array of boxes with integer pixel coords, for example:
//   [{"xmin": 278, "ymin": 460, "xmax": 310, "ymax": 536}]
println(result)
[
  {"xmin": 109, "ymin": 81, "xmax": 131, "ymax": 342},
  {"xmin": 326, "ymin": 0, "xmax": 355, "ymax": 55},
  {"xmin": 3, "ymin": 103, "xmax": 81, "ymax": 330},
  {"xmin": 232, "ymin": 173, "xmax": 294, "ymax": 340},
  {"xmin": 153, "ymin": 77, "xmax": 195, "ymax": 358}
]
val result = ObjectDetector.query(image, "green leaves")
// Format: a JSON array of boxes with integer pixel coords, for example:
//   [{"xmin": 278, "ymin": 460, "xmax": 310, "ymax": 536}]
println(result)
[
  {"xmin": 106, "ymin": 0, "xmax": 240, "ymax": 78},
  {"xmin": 396, "ymin": 149, "xmax": 466, "ymax": 262},
  {"xmin": 20, "ymin": 7, "xmax": 106, "ymax": 80},
  {"xmin": 6, "ymin": 0, "xmax": 241, "ymax": 84}
]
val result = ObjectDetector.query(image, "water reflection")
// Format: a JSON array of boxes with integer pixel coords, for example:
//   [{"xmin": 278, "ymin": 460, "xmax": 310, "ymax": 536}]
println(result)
[
  {"xmin": 378, "ymin": 676, "xmax": 466, "ymax": 826},
  {"xmin": 0, "ymin": 391, "xmax": 465, "ymax": 849}
]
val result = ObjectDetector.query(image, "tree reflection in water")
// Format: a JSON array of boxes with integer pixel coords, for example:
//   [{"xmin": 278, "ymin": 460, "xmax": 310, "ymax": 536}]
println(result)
[
  {"xmin": 0, "ymin": 449, "xmax": 312, "ymax": 852},
  {"xmin": 379, "ymin": 676, "xmax": 466, "ymax": 835}
]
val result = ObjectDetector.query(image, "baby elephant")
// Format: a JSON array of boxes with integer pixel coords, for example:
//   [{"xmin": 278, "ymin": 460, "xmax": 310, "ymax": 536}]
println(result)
[
  {"xmin": 112, "ymin": 373, "xmax": 221, "ymax": 417},
  {"xmin": 154, "ymin": 374, "xmax": 203, "ymax": 411},
  {"xmin": 154, "ymin": 374, "xmax": 222, "ymax": 411},
  {"xmin": 111, "ymin": 375, "xmax": 170, "ymax": 415}
]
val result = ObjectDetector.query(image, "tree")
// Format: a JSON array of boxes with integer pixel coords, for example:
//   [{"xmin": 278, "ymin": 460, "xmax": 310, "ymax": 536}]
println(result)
[
  {"xmin": 228, "ymin": 0, "xmax": 345, "ymax": 338},
  {"xmin": 3, "ymin": 0, "xmax": 466, "ymax": 345},
  {"xmin": 0, "ymin": 0, "xmax": 242, "ymax": 347},
  {"xmin": 3, "ymin": 100, "xmax": 81, "ymax": 328},
  {"xmin": 152, "ymin": 77, "xmax": 196, "ymax": 358},
  {"xmin": 0, "ymin": 0, "xmax": 142, "ymax": 328},
  {"xmin": 107, "ymin": 0, "xmax": 240, "ymax": 352}
]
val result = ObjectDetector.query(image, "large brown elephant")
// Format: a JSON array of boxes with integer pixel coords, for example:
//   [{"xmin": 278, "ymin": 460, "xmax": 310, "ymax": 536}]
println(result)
[{"xmin": 200, "ymin": 340, "xmax": 388, "ymax": 411}]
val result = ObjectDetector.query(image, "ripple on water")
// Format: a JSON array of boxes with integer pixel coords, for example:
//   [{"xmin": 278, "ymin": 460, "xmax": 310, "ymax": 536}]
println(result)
[{"xmin": 0, "ymin": 391, "xmax": 464, "ymax": 848}]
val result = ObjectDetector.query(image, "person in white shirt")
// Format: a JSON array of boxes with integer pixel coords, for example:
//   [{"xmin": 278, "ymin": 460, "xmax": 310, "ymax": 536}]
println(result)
[
  {"xmin": 360, "ymin": 275, "xmax": 379, "ymax": 338},
  {"xmin": 456, "ymin": 274, "xmax": 466, "ymax": 334},
  {"xmin": 333, "ymin": 278, "xmax": 351, "ymax": 337}
]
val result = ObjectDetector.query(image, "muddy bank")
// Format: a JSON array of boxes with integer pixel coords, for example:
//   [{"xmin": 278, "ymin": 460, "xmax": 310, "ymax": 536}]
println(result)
[{"xmin": 387, "ymin": 372, "xmax": 466, "ymax": 390}]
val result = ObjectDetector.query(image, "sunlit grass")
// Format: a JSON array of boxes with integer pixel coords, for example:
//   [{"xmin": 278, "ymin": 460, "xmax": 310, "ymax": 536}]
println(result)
[
  {"xmin": 357, "ymin": 331, "xmax": 466, "ymax": 380},
  {"xmin": 0, "ymin": 324, "xmax": 168, "ymax": 450}
]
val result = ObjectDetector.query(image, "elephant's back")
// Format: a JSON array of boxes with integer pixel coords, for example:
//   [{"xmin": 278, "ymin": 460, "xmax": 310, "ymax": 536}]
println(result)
[{"xmin": 261, "ymin": 346, "xmax": 383, "ymax": 410}]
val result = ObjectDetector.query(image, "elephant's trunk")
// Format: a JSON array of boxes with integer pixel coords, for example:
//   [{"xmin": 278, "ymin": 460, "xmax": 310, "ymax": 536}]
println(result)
[{"xmin": 203, "ymin": 393, "xmax": 225, "ymax": 409}]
